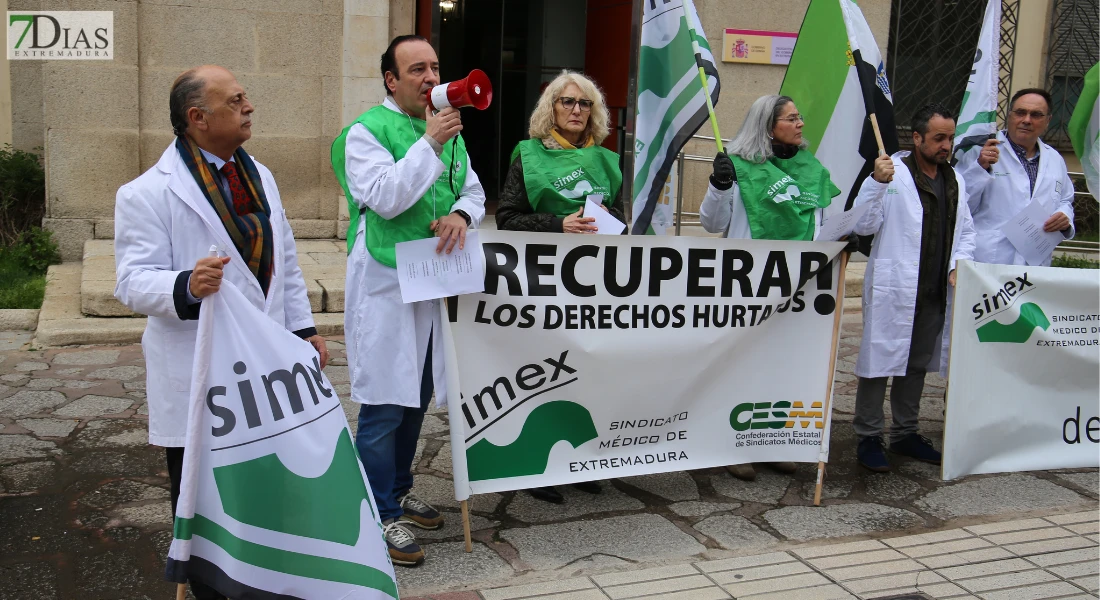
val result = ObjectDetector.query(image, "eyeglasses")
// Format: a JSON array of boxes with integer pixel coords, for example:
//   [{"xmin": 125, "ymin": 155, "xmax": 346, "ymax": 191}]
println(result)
[
  {"xmin": 777, "ymin": 114, "xmax": 804, "ymax": 124},
  {"xmin": 1011, "ymin": 109, "xmax": 1048, "ymax": 120},
  {"xmin": 558, "ymin": 97, "xmax": 594, "ymax": 112}
]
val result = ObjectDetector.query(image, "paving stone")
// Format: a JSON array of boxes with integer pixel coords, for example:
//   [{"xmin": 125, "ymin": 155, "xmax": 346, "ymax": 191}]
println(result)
[
  {"xmin": 0, "ymin": 373, "xmax": 29, "ymax": 383},
  {"xmin": 0, "ymin": 561, "xmax": 59, "ymax": 599},
  {"xmin": 1004, "ymin": 535, "xmax": 1095, "ymax": 557},
  {"xmin": 669, "ymin": 500, "xmax": 742, "ymax": 517},
  {"xmin": 915, "ymin": 546, "xmax": 1015, "ymax": 569},
  {"xmin": 0, "ymin": 390, "xmax": 68, "ymax": 417},
  {"xmin": 0, "ymin": 435, "xmax": 57, "ymax": 462},
  {"xmin": 136, "ymin": 403, "xmax": 149, "ymax": 416},
  {"xmin": 53, "ymin": 395, "xmax": 133, "ymax": 418},
  {"xmin": 430, "ymin": 441, "xmax": 453, "ymax": 475},
  {"xmin": 55, "ymin": 368, "xmax": 83, "ymax": 376},
  {"xmin": 14, "ymin": 361, "xmax": 49, "ymax": 372},
  {"xmin": 506, "ymin": 481, "xmax": 645, "ymax": 523},
  {"xmin": 80, "ymin": 480, "xmax": 169, "ymax": 510},
  {"xmin": 0, "ymin": 460, "xmax": 57, "ymax": 493},
  {"xmin": 763, "ymin": 503, "xmax": 925, "ymax": 541},
  {"xmin": 792, "ymin": 539, "xmax": 888, "ymax": 559},
  {"xmin": 86, "ymin": 366, "xmax": 145, "ymax": 381},
  {"xmin": 122, "ymin": 381, "xmax": 145, "ymax": 391},
  {"xmin": 26, "ymin": 378, "xmax": 101, "ymax": 390},
  {"xmin": 897, "ymin": 460, "xmax": 940, "ymax": 479},
  {"xmin": 73, "ymin": 420, "xmax": 148, "ymax": 448},
  {"xmin": 696, "ymin": 551, "xmax": 795, "ymax": 574},
  {"xmin": 1054, "ymin": 472, "xmax": 1099, "ymax": 495},
  {"xmin": 411, "ymin": 474, "xmax": 502, "ymax": 514},
  {"xmin": 720, "ymin": 570, "xmax": 834, "ymax": 597},
  {"xmin": 965, "ymin": 518, "xmax": 1052, "ymax": 536},
  {"xmin": 800, "ymin": 479, "xmax": 853, "ymax": 501},
  {"xmin": 865, "ymin": 472, "xmax": 923, "ymax": 500},
  {"xmin": 395, "ymin": 542, "xmax": 513, "ymax": 593},
  {"xmin": 602, "ymin": 573, "xmax": 720, "ymax": 599},
  {"xmin": 421, "ymin": 414, "xmax": 449, "ymax": 435},
  {"xmin": 111, "ymin": 503, "xmax": 174, "ymax": 529},
  {"xmin": 711, "ymin": 470, "xmax": 793, "ymax": 504},
  {"xmin": 915, "ymin": 474, "xmax": 1090, "ymax": 519},
  {"xmin": 15, "ymin": 418, "xmax": 79, "ymax": 438},
  {"xmin": 499, "ymin": 514, "xmax": 706, "ymax": 570},
  {"xmin": 482, "ymin": 577, "xmax": 597, "ymax": 600},
  {"xmin": 126, "ymin": 391, "xmax": 146, "ymax": 400},
  {"xmin": 414, "ymin": 510, "xmax": 498, "ymax": 540},
  {"xmin": 52, "ymin": 349, "xmax": 121, "ymax": 365},
  {"xmin": 620, "ymin": 471, "xmax": 699, "ymax": 501},
  {"xmin": 324, "ymin": 365, "xmax": 349, "ymax": 384},
  {"xmin": 841, "ymin": 569, "xmax": 946, "ymax": 595},
  {"xmin": 693, "ymin": 515, "xmax": 779, "ymax": 550},
  {"xmin": 1043, "ymin": 511, "xmax": 1097, "ymax": 525},
  {"xmin": 0, "ymin": 383, "xmax": 9, "ymax": 397}
]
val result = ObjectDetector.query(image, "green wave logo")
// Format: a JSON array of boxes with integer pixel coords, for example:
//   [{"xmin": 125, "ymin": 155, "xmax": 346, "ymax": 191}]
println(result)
[
  {"xmin": 466, "ymin": 401, "xmax": 597, "ymax": 481},
  {"xmin": 213, "ymin": 428, "xmax": 370, "ymax": 545},
  {"xmin": 976, "ymin": 302, "xmax": 1050, "ymax": 343}
]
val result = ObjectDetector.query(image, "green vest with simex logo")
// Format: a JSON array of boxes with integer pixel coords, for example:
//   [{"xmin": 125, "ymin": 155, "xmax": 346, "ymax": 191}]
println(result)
[
  {"xmin": 510, "ymin": 139, "xmax": 621, "ymax": 217},
  {"xmin": 330, "ymin": 104, "xmax": 468, "ymax": 267},
  {"xmin": 731, "ymin": 151, "xmax": 839, "ymax": 241}
]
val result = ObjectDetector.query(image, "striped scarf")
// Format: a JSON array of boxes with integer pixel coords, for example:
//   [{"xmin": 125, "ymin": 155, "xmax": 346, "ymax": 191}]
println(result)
[{"xmin": 176, "ymin": 135, "xmax": 274, "ymax": 296}]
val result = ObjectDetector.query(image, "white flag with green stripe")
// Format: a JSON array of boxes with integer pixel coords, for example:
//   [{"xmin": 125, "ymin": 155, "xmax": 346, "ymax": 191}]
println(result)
[
  {"xmin": 1068, "ymin": 62, "xmax": 1098, "ymax": 201},
  {"xmin": 780, "ymin": 0, "xmax": 898, "ymax": 222},
  {"xmin": 631, "ymin": 0, "xmax": 720, "ymax": 235},
  {"xmin": 166, "ymin": 280, "xmax": 397, "ymax": 599},
  {"xmin": 954, "ymin": 0, "xmax": 1001, "ymax": 158}
]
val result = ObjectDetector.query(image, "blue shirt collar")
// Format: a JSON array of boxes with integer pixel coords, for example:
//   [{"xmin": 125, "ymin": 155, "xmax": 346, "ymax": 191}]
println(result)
[{"xmin": 199, "ymin": 147, "xmax": 235, "ymax": 170}]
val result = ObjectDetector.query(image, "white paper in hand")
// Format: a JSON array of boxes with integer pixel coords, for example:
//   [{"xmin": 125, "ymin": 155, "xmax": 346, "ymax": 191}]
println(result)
[
  {"xmin": 1000, "ymin": 200, "xmax": 1064, "ymax": 266},
  {"xmin": 396, "ymin": 231, "xmax": 485, "ymax": 303},
  {"xmin": 584, "ymin": 196, "xmax": 626, "ymax": 235},
  {"xmin": 816, "ymin": 201, "xmax": 871, "ymax": 242}
]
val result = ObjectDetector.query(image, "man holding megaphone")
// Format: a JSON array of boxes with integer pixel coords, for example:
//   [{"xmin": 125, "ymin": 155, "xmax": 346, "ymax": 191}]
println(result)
[{"xmin": 331, "ymin": 34, "xmax": 488, "ymax": 568}]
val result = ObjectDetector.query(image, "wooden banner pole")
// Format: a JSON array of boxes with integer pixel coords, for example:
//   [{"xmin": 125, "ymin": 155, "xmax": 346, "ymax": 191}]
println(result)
[
  {"xmin": 814, "ymin": 251, "xmax": 850, "ymax": 506},
  {"xmin": 175, "ymin": 583, "xmax": 187, "ymax": 600},
  {"xmin": 460, "ymin": 500, "xmax": 473, "ymax": 552},
  {"xmin": 869, "ymin": 113, "xmax": 887, "ymax": 156}
]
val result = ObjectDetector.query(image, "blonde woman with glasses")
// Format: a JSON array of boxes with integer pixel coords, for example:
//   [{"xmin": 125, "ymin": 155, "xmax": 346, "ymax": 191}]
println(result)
[
  {"xmin": 700, "ymin": 94, "xmax": 843, "ymax": 481},
  {"xmin": 496, "ymin": 71, "xmax": 619, "ymax": 503},
  {"xmin": 496, "ymin": 70, "xmax": 625, "ymax": 235}
]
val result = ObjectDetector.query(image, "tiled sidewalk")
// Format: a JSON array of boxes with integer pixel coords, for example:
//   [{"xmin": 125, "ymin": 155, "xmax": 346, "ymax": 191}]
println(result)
[{"xmin": 417, "ymin": 511, "xmax": 1099, "ymax": 600}]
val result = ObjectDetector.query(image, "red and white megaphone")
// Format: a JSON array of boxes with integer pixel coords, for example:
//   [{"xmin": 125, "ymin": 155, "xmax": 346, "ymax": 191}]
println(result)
[{"xmin": 428, "ymin": 69, "xmax": 493, "ymax": 111}]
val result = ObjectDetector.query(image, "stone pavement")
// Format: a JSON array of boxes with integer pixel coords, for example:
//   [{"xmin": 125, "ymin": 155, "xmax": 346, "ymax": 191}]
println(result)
[
  {"xmin": 0, "ymin": 314, "xmax": 1096, "ymax": 599},
  {"xmin": 447, "ymin": 510, "xmax": 1099, "ymax": 600}
]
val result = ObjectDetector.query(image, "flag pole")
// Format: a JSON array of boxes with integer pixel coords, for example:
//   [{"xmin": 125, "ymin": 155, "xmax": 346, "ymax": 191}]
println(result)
[
  {"xmin": 681, "ymin": 0, "xmax": 724, "ymax": 154},
  {"xmin": 869, "ymin": 114, "xmax": 886, "ymax": 157},
  {"xmin": 175, "ymin": 583, "xmax": 186, "ymax": 600},
  {"xmin": 813, "ymin": 251, "xmax": 849, "ymax": 506}
]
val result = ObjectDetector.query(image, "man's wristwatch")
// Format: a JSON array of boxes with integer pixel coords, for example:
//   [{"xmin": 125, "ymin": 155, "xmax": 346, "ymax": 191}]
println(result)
[{"xmin": 454, "ymin": 209, "xmax": 471, "ymax": 226}]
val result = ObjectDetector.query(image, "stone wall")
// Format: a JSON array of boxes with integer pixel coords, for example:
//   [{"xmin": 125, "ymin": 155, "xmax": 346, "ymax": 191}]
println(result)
[{"xmin": 10, "ymin": 0, "xmax": 405, "ymax": 260}]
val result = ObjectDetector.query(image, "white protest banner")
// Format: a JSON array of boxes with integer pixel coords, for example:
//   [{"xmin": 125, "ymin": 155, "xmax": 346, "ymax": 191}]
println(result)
[
  {"xmin": 442, "ymin": 231, "xmax": 846, "ymax": 498},
  {"xmin": 166, "ymin": 281, "xmax": 397, "ymax": 599},
  {"xmin": 943, "ymin": 260, "xmax": 1100, "ymax": 480}
]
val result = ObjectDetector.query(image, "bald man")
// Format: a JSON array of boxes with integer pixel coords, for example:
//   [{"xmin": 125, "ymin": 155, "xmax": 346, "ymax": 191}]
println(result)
[{"xmin": 114, "ymin": 66, "xmax": 325, "ymax": 599}]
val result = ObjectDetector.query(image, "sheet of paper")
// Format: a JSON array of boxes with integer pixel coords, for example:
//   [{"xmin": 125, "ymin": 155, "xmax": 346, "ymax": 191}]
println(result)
[
  {"xmin": 1000, "ymin": 200, "xmax": 1063, "ymax": 266},
  {"xmin": 816, "ymin": 201, "xmax": 872, "ymax": 242},
  {"xmin": 584, "ymin": 196, "xmax": 626, "ymax": 235},
  {"xmin": 395, "ymin": 231, "xmax": 485, "ymax": 304}
]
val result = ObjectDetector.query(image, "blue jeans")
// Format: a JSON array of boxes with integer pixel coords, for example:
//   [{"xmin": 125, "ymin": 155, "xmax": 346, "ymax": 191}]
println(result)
[{"xmin": 355, "ymin": 337, "xmax": 433, "ymax": 523}]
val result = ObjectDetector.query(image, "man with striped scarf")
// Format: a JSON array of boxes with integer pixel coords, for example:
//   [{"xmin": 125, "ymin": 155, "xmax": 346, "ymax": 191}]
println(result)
[{"xmin": 114, "ymin": 65, "xmax": 326, "ymax": 599}]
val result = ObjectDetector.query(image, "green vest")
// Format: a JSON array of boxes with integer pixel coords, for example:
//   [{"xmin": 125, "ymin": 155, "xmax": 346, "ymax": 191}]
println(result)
[
  {"xmin": 330, "ymin": 104, "xmax": 468, "ymax": 266},
  {"xmin": 731, "ymin": 151, "xmax": 840, "ymax": 241},
  {"xmin": 510, "ymin": 139, "xmax": 622, "ymax": 217}
]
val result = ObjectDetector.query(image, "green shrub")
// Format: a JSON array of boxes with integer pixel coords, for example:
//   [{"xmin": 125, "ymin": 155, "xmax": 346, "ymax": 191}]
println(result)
[
  {"xmin": 7, "ymin": 227, "xmax": 61, "ymax": 274},
  {"xmin": 1051, "ymin": 254, "xmax": 1100, "ymax": 269},
  {"xmin": 0, "ymin": 145, "xmax": 46, "ymax": 246}
]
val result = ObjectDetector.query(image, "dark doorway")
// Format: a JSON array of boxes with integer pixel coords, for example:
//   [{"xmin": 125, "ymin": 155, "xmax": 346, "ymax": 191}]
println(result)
[{"xmin": 420, "ymin": 0, "xmax": 632, "ymax": 209}]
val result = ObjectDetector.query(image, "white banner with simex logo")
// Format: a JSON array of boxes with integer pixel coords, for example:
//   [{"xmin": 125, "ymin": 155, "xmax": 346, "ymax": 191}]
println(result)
[
  {"xmin": 441, "ymin": 231, "xmax": 846, "ymax": 498},
  {"xmin": 943, "ymin": 260, "xmax": 1100, "ymax": 480}
]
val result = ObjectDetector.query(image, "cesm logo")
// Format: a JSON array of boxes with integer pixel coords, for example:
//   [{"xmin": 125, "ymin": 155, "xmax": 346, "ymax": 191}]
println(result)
[
  {"xmin": 7, "ymin": 11, "xmax": 113, "ymax": 60},
  {"xmin": 729, "ymin": 401, "xmax": 824, "ymax": 431}
]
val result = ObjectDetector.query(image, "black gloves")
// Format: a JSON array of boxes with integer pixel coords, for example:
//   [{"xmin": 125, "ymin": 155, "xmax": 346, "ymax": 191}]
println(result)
[{"xmin": 710, "ymin": 152, "xmax": 735, "ymax": 190}]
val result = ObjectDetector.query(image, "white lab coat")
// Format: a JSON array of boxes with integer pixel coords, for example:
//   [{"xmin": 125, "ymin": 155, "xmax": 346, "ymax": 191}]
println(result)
[
  {"xmin": 954, "ymin": 130, "xmax": 1075, "ymax": 266},
  {"xmin": 699, "ymin": 181, "xmax": 825, "ymax": 239},
  {"xmin": 343, "ymin": 97, "xmax": 486, "ymax": 408},
  {"xmin": 852, "ymin": 152, "xmax": 976, "ymax": 379},
  {"xmin": 114, "ymin": 143, "xmax": 316, "ymax": 447}
]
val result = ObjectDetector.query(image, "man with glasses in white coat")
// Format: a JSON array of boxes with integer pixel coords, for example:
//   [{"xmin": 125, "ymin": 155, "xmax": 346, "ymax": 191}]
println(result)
[{"xmin": 955, "ymin": 88, "xmax": 1076, "ymax": 266}]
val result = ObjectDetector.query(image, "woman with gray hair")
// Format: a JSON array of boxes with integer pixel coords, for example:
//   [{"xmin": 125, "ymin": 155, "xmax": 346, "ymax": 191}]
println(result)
[
  {"xmin": 701, "ymin": 95, "xmax": 842, "ymax": 482},
  {"xmin": 700, "ymin": 95, "xmax": 840, "ymax": 241},
  {"xmin": 496, "ymin": 71, "xmax": 625, "ymax": 234}
]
